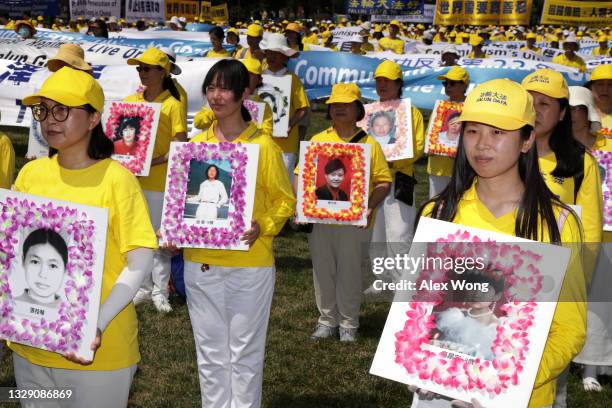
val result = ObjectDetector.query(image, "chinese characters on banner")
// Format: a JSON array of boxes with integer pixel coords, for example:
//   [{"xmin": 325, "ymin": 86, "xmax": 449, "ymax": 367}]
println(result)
[
  {"xmin": 541, "ymin": 0, "xmax": 612, "ymax": 26},
  {"xmin": 434, "ymin": 0, "xmax": 532, "ymax": 26},
  {"xmin": 165, "ymin": 0, "xmax": 200, "ymax": 20},
  {"xmin": 346, "ymin": 0, "xmax": 425, "ymax": 16},
  {"xmin": 125, "ymin": 0, "xmax": 165, "ymax": 21},
  {"xmin": 208, "ymin": 3, "xmax": 229, "ymax": 22}
]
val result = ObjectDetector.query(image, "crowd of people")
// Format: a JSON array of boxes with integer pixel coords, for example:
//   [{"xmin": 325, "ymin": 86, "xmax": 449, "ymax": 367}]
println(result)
[{"xmin": 0, "ymin": 11, "xmax": 611, "ymax": 408}]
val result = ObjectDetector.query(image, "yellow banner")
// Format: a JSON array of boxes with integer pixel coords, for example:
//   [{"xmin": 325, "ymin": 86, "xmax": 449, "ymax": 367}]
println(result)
[
  {"xmin": 200, "ymin": 1, "xmax": 211, "ymax": 20},
  {"xmin": 541, "ymin": 0, "xmax": 612, "ymax": 26},
  {"xmin": 434, "ymin": 0, "xmax": 531, "ymax": 26},
  {"xmin": 209, "ymin": 3, "xmax": 229, "ymax": 23},
  {"xmin": 165, "ymin": 0, "xmax": 200, "ymax": 20}
]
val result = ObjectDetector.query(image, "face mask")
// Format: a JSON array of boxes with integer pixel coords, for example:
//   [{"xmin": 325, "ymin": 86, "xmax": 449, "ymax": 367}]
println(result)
[{"xmin": 18, "ymin": 27, "xmax": 31, "ymax": 38}]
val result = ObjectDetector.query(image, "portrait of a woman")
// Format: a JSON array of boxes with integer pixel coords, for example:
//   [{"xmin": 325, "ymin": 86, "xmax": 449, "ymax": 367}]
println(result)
[
  {"xmin": 189, "ymin": 164, "xmax": 229, "ymax": 220},
  {"xmin": 369, "ymin": 111, "xmax": 396, "ymax": 145},
  {"xmin": 315, "ymin": 158, "xmax": 349, "ymax": 202},
  {"xmin": 113, "ymin": 116, "xmax": 141, "ymax": 155}
]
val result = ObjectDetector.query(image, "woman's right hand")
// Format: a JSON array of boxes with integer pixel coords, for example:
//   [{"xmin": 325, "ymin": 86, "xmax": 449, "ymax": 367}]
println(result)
[{"xmin": 407, "ymin": 385, "xmax": 441, "ymax": 401}]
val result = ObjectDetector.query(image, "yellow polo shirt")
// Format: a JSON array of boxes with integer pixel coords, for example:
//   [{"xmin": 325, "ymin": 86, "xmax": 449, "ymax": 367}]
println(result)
[
  {"xmin": 296, "ymin": 126, "xmax": 393, "ymax": 193},
  {"xmin": 378, "ymin": 37, "xmax": 405, "ymax": 54},
  {"xmin": 183, "ymin": 121, "xmax": 295, "ymax": 267},
  {"xmin": 267, "ymin": 71, "xmax": 310, "ymax": 154},
  {"xmin": 552, "ymin": 54, "xmax": 587, "ymax": 73},
  {"xmin": 302, "ymin": 33, "xmax": 319, "ymax": 45},
  {"xmin": 0, "ymin": 132, "xmax": 15, "ymax": 189},
  {"xmin": 193, "ymin": 95, "xmax": 273, "ymax": 136},
  {"xmin": 205, "ymin": 48, "xmax": 232, "ymax": 58},
  {"xmin": 10, "ymin": 156, "xmax": 158, "ymax": 370},
  {"xmin": 592, "ymin": 47, "xmax": 610, "ymax": 57},
  {"xmin": 422, "ymin": 180, "xmax": 586, "ymax": 408},
  {"xmin": 124, "ymin": 90, "xmax": 187, "ymax": 192},
  {"xmin": 392, "ymin": 106, "xmax": 425, "ymax": 177},
  {"xmin": 539, "ymin": 151, "xmax": 603, "ymax": 244}
]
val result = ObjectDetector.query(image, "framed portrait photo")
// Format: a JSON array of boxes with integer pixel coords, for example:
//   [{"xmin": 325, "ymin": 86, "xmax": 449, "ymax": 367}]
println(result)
[
  {"xmin": 592, "ymin": 149, "xmax": 612, "ymax": 231},
  {"xmin": 102, "ymin": 101, "xmax": 161, "ymax": 177},
  {"xmin": 370, "ymin": 218, "xmax": 573, "ymax": 407},
  {"xmin": 160, "ymin": 141, "xmax": 259, "ymax": 251},
  {"xmin": 425, "ymin": 100, "xmax": 464, "ymax": 158},
  {"xmin": 357, "ymin": 99, "xmax": 414, "ymax": 161},
  {"xmin": 243, "ymin": 99, "xmax": 266, "ymax": 127},
  {"xmin": 258, "ymin": 75, "xmax": 292, "ymax": 137},
  {"xmin": 296, "ymin": 141, "xmax": 372, "ymax": 226},
  {"xmin": 0, "ymin": 190, "xmax": 108, "ymax": 360}
]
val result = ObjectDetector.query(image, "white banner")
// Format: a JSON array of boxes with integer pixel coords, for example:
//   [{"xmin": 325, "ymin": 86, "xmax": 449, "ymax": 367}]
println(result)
[
  {"xmin": 370, "ymin": 5, "xmax": 435, "ymax": 23},
  {"xmin": 69, "ymin": 0, "xmax": 121, "ymax": 20},
  {"xmin": 0, "ymin": 59, "xmax": 218, "ymax": 129},
  {"xmin": 125, "ymin": 0, "xmax": 165, "ymax": 22}
]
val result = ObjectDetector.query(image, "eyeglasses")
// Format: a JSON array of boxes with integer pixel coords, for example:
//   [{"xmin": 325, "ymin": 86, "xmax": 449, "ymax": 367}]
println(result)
[
  {"xmin": 443, "ymin": 80, "xmax": 461, "ymax": 87},
  {"xmin": 136, "ymin": 66, "xmax": 163, "ymax": 73},
  {"xmin": 205, "ymin": 85, "xmax": 233, "ymax": 94},
  {"xmin": 31, "ymin": 104, "xmax": 87, "ymax": 122}
]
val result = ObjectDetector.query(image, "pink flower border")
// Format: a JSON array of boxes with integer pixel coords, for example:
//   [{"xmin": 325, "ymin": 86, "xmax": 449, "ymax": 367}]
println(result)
[
  {"xmin": 104, "ymin": 101, "xmax": 156, "ymax": 176},
  {"xmin": 591, "ymin": 150, "xmax": 612, "ymax": 230},
  {"xmin": 160, "ymin": 142, "xmax": 249, "ymax": 248},
  {"xmin": 0, "ymin": 196, "xmax": 96, "ymax": 354},
  {"xmin": 394, "ymin": 230, "xmax": 543, "ymax": 396}
]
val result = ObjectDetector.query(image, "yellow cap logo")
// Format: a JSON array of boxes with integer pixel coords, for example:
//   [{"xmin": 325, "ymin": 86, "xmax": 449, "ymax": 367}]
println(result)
[
  {"xmin": 527, "ymin": 75, "xmax": 550, "ymax": 84},
  {"xmin": 476, "ymin": 91, "xmax": 508, "ymax": 106}
]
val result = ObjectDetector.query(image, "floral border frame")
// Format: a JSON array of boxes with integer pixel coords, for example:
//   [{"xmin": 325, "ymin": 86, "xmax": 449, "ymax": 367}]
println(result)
[
  {"xmin": 591, "ymin": 149, "xmax": 612, "ymax": 231},
  {"xmin": 425, "ymin": 100, "xmax": 464, "ymax": 158}
]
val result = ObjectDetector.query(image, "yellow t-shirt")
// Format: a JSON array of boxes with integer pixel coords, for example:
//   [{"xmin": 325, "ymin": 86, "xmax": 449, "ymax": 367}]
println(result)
[
  {"xmin": 268, "ymin": 71, "xmax": 310, "ymax": 154},
  {"xmin": 592, "ymin": 134, "xmax": 612, "ymax": 243},
  {"xmin": 183, "ymin": 121, "xmax": 295, "ymax": 267},
  {"xmin": 421, "ymin": 181, "xmax": 586, "ymax": 408},
  {"xmin": 296, "ymin": 127, "xmax": 393, "ymax": 194},
  {"xmin": 552, "ymin": 54, "xmax": 587, "ymax": 73},
  {"xmin": 124, "ymin": 90, "xmax": 187, "ymax": 192},
  {"xmin": 10, "ymin": 156, "xmax": 158, "ymax": 370},
  {"xmin": 302, "ymin": 33, "xmax": 319, "ymax": 45},
  {"xmin": 392, "ymin": 106, "xmax": 425, "ymax": 177},
  {"xmin": 0, "ymin": 132, "xmax": 15, "ymax": 189},
  {"xmin": 539, "ymin": 151, "xmax": 603, "ymax": 244},
  {"xmin": 378, "ymin": 37, "xmax": 405, "ymax": 54},
  {"xmin": 193, "ymin": 95, "xmax": 273, "ymax": 136},
  {"xmin": 205, "ymin": 48, "xmax": 232, "ymax": 58},
  {"xmin": 231, "ymin": 44, "xmax": 244, "ymax": 58},
  {"xmin": 592, "ymin": 47, "xmax": 610, "ymax": 57},
  {"xmin": 598, "ymin": 110, "xmax": 612, "ymax": 132}
]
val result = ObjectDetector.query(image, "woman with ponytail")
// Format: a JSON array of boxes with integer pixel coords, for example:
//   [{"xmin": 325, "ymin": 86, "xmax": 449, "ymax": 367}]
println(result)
[
  {"xmin": 412, "ymin": 79, "xmax": 586, "ymax": 408},
  {"xmin": 125, "ymin": 47, "xmax": 188, "ymax": 313},
  {"xmin": 10, "ymin": 67, "xmax": 157, "ymax": 407}
]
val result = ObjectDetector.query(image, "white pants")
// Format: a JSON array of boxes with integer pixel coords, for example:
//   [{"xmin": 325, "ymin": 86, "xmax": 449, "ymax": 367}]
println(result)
[
  {"xmin": 13, "ymin": 353, "xmax": 136, "ymax": 408},
  {"xmin": 428, "ymin": 175, "xmax": 451, "ymax": 199},
  {"xmin": 371, "ymin": 185, "xmax": 416, "ymax": 244},
  {"xmin": 309, "ymin": 224, "xmax": 373, "ymax": 329},
  {"xmin": 282, "ymin": 153, "xmax": 297, "ymax": 186},
  {"xmin": 184, "ymin": 261, "xmax": 276, "ymax": 408},
  {"xmin": 142, "ymin": 190, "xmax": 172, "ymax": 299}
]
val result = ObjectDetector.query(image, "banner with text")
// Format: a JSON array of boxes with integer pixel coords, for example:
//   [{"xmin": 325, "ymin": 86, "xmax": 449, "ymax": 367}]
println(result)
[
  {"xmin": 371, "ymin": 4, "xmax": 435, "ymax": 23},
  {"xmin": 165, "ymin": 0, "xmax": 200, "ymax": 20},
  {"xmin": 541, "ymin": 0, "xmax": 612, "ymax": 27},
  {"xmin": 434, "ymin": 0, "xmax": 532, "ymax": 26},
  {"xmin": 125, "ymin": 0, "xmax": 166, "ymax": 22},
  {"xmin": 208, "ymin": 4, "xmax": 229, "ymax": 22},
  {"xmin": 346, "ymin": 0, "xmax": 424, "ymax": 16},
  {"xmin": 69, "ymin": 0, "xmax": 121, "ymax": 19},
  {"xmin": 0, "ymin": 0, "xmax": 59, "ymax": 19}
]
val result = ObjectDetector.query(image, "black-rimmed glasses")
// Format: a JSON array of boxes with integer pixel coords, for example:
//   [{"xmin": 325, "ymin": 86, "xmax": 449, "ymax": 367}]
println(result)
[{"xmin": 31, "ymin": 104, "xmax": 87, "ymax": 122}]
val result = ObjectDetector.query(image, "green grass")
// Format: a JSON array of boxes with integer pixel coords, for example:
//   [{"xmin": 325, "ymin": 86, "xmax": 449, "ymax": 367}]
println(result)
[{"xmin": 0, "ymin": 113, "xmax": 610, "ymax": 407}]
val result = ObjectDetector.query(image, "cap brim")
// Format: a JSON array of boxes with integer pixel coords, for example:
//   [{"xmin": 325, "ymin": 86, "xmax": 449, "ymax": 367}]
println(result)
[
  {"xmin": 127, "ymin": 58, "xmax": 141, "ymax": 65},
  {"xmin": 262, "ymin": 47, "xmax": 298, "ymax": 57},
  {"xmin": 326, "ymin": 96, "xmax": 361, "ymax": 104},
  {"xmin": 458, "ymin": 111, "xmax": 529, "ymax": 130},
  {"xmin": 22, "ymin": 89, "xmax": 89, "ymax": 108},
  {"xmin": 47, "ymin": 57, "xmax": 92, "ymax": 72}
]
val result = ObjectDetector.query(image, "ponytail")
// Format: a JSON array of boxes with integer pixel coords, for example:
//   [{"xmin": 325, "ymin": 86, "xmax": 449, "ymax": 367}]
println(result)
[{"xmin": 163, "ymin": 76, "xmax": 181, "ymax": 101}]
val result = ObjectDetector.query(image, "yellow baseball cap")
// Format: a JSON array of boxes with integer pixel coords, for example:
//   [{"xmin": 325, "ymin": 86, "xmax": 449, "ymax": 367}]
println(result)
[
  {"xmin": 469, "ymin": 35, "xmax": 484, "ymax": 46},
  {"xmin": 22, "ymin": 66, "xmax": 105, "ymax": 113},
  {"xmin": 390, "ymin": 20, "xmax": 400, "ymax": 27},
  {"xmin": 242, "ymin": 58, "xmax": 262, "ymax": 76},
  {"xmin": 285, "ymin": 22, "xmax": 301, "ymax": 33},
  {"xmin": 247, "ymin": 23, "xmax": 263, "ymax": 37},
  {"xmin": 526, "ymin": 32, "xmax": 536, "ymax": 39},
  {"xmin": 599, "ymin": 35, "xmax": 608, "ymax": 42},
  {"xmin": 588, "ymin": 64, "xmax": 612, "ymax": 82},
  {"xmin": 437, "ymin": 66, "xmax": 470, "ymax": 83},
  {"xmin": 227, "ymin": 28, "xmax": 239, "ymax": 36},
  {"xmin": 458, "ymin": 79, "xmax": 535, "ymax": 130},
  {"xmin": 374, "ymin": 60, "xmax": 403, "ymax": 81},
  {"xmin": 127, "ymin": 47, "xmax": 171, "ymax": 73},
  {"xmin": 326, "ymin": 83, "xmax": 362, "ymax": 104},
  {"xmin": 521, "ymin": 68, "xmax": 569, "ymax": 99}
]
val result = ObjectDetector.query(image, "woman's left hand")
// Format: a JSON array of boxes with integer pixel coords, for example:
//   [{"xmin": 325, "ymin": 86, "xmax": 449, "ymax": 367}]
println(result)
[
  {"xmin": 451, "ymin": 398, "xmax": 485, "ymax": 408},
  {"xmin": 359, "ymin": 208, "xmax": 374, "ymax": 229},
  {"xmin": 63, "ymin": 328, "xmax": 102, "ymax": 365},
  {"xmin": 240, "ymin": 221, "xmax": 260, "ymax": 246}
]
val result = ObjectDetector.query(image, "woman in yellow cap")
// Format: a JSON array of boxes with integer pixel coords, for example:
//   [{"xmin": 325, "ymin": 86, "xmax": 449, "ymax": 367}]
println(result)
[
  {"xmin": 226, "ymin": 27, "xmax": 243, "ymax": 58},
  {"xmin": 285, "ymin": 22, "xmax": 304, "ymax": 51},
  {"xmin": 295, "ymin": 82, "xmax": 392, "ymax": 342},
  {"xmin": 427, "ymin": 66, "xmax": 470, "ymax": 199},
  {"xmin": 587, "ymin": 64, "xmax": 612, "ymax": 131},
  {"xmin": 568, "ymin": 86, "xmax": 612, "ymax": 395},
  {"xmin": 378, "ymin": 20, "xmax": 405, "ymax": 54},
  {"xmin": 179, "ymin": 59, "xmax": 294, "ymax": 408},
  {"xmin": 125, "ymin": 47, "xmax": 187, "ymax": 313},
  {"xmin": 521, "ymin": 69, "xmax": 602, "ymax": 246},
  {"xmin": 205, "ymin": 26, "xmax": 231, "ymax": 57},
  {"xmin": 520, "ymin": 33, "xmax": 541, "ymax": 54},
  {"xmin": 14, "ymin": 19, "xmax": 36, "ymax": 39},
  {"xmin": 11, "ymin": 67, "xmax": 157, "ymax": 407},
  {"xmin": 369, "ymin": 60, "xmax": 425, "ymax": 254},
  {"xmin": 468, "ymin": 36, "xmax": 487, "ymax": 59},
  {"xmin": 193, "ymin": 58, "xmax": 273, "ymax": 136},
  {"xmin": 412, "ymin": 78, "xmax": 586, "ymax": 408},
  {"xmin": 236, "ymin": 24, "xmax": 265, "ymax": 61},
  {"xmin": 592, "ymin": 36, "xmax": 609, "ymax": 57},
  {"xmin": 552, "ymin": 34, "xmax": 586, "ymax": 73}
]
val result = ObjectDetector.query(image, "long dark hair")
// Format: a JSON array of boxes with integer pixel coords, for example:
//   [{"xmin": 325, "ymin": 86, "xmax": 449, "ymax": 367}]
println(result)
[
  {"xmin": 202, "ymin": 59, "xmax": 252, "ymax": 122},
  {"xmin": 115, "ymin": 116, "xmax": 141, "ymax": 141},
  {"xmin": 49, "ymin": 104, "xmax": 114, "ymax": 159},
  {"xmin": 162, "ymin": 76, "xmax": 181, "ymax": 102},
  {"xmin": 416, "ymin": 124, "xmax": 572, "ymax": 244},
  {"xmin": 548, "ymin": 98, "xmax": 586, "ymax": 179}
]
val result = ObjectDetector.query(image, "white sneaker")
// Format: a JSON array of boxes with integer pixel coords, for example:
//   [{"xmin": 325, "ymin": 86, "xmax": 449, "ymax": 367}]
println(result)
[
  {"xmin": 133, "ymin": 289, "xmax": 151, "ymax": 305},
  {"xmin": 309, "ymin": 324, "xmax": 338, "ymax": 340},
  {"xmin": 152, "ymin": 294, "xmax": 172, "ymax": 313},
  {"xmin": 339, "ymin": 327, "xmax": 358, "ymax": 342}
]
